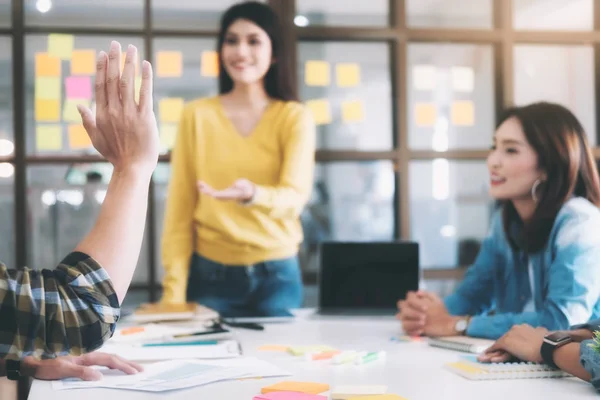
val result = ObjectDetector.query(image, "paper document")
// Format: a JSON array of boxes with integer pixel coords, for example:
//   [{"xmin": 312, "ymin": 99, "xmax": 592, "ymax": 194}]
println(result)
[{"xmin": 99, "ymin": 339, "xmax": 241, "ymax": 361}]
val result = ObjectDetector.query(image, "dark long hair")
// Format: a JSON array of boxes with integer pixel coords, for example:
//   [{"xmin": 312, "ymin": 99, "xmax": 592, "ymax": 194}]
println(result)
[
  {"xmin": 217, "ymin": 1, "xmax": 297, "ymax": 101},
  {"xmin": 498, "ymin": 102, "xmax": 600, "ymax": 252}
]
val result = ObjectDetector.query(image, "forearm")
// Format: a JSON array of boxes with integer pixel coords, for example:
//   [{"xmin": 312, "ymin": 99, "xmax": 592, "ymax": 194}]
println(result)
[
  {"xmin": 75, "ymin": 167, "xmax": 152, "ymax": 303},
  {"xmin": 554, "ymin": 343, "xmax": 591, "ymax": 381}
]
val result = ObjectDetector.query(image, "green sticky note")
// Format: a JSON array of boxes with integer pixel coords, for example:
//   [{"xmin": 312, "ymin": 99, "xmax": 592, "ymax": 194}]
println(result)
[
  {"xmin": 36, "ymin": 124, "xmax": 63, "ymax": 151},
  {"xmin": 48, "ymin": 34, "xmax": 74, "ymax": 60},
  {"xmin": 62, "ymin": 98, "xmax": 88, "ymax": 123},
  {"xmin": 35, "ymin": 77, "xmax": 61, "ymax": 101}
]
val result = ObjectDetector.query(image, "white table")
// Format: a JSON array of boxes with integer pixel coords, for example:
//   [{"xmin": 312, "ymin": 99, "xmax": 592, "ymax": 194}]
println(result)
[{"xmin": 29, "ymin": 310, "xmax": 599, "ymax": 399}]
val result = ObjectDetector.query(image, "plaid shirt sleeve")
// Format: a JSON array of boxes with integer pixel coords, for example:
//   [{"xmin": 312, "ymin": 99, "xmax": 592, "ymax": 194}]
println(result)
[{"xmin": 0, "ymin": 251, "xmax": 120, "ymax": 360}]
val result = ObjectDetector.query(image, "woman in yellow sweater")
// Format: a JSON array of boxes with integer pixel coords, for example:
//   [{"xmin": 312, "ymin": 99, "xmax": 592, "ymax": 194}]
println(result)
[{"xmin": 160, "ymin": 1, "xmax": 316, "ymax": 317}]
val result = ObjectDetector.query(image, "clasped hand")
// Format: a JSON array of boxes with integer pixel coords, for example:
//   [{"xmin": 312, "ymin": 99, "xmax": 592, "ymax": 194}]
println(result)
[{"xmin": 396, "ymin": 290, "xmax": 459, "ymax": 337}]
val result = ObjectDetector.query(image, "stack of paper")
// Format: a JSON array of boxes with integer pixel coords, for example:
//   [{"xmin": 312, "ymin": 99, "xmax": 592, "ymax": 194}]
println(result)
[{"xmin": 99, "ymin": 339, "xmax": 241, "ymax": 362}]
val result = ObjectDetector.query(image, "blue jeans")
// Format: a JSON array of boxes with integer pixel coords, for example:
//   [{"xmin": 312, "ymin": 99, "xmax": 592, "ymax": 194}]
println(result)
[{"xmin": 186, "ymin": 253, "xmax": 303, "ymax": 317}]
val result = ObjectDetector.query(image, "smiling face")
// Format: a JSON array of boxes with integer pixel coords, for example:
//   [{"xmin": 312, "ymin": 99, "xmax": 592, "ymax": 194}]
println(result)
[
  {"xmin": 220, "ymin": 19, "xmax": 273, "ymax": 87},
  {"xmin": 487, "ymin": 117, "xmax": 546, "ymax": 201}
]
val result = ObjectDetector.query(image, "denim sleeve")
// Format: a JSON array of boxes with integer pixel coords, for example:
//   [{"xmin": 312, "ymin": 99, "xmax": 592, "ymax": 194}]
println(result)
[
  {"xmin": 444, "ymin": 210, "xmax": 502, "ymax": 317},
  {"xmin": 467, "ymin": 213, "xmax": 600, "ymax": 339},
  {"xmin": 580, "ymin": 340, "xmax": 600, "ymax": 391}
]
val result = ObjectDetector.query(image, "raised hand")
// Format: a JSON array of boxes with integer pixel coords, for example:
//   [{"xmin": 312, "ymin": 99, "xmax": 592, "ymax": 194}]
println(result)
[{"xmin": 197, "ymin": 178, "xmax": 256, "ymax": 202}]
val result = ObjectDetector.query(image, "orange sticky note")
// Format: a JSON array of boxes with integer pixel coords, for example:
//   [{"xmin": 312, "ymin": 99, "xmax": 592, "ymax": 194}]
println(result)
[
  {"xmin": 305, "ymin": 61, "xmax": 330, "ymax": 86},
  {"xmin": 121, "ymin": 52, "xmax": 140, "ymax": 76},
  {"xmin": 159, "ymin": 98, "xmax": 184, "ymax": 123},
  {"xmin": 451, "ymin": 101, "xmax": 475, "ymax": 126},
  {"xmin": 68, "ymin": 124, "xmax": 92, "ymax": 149},
  {"xmin": 159, "ymin": 123, "xmax": 177, "ymax": 152},
  {"xmin": 341, "ymin": 100, "xmax": 364, "ymax": 123},
  {"xmin": 414, "ymin": 103, "xmax": 437, "ymax": 127},
  {"xmin": 156, "ymin": 51, "xmax": 182, "ymax": 77},
  {"xmin": 71, "ymin": 50, "xmax": 96, "ymax": 75},
  {"xmin": 35, "ymin": 99, "xmax": 61, "ymax": 122},
  {"xmin": 305, "ymin": 99, "xmax": 332, "ymax": 125},
  {"xmin": 35, "ymin": 53, "xmax": 61, "ymax": 77},
  {"xmin": 261, "ymin": 381, "xmax": 330, "ymax": 395},
  {"xmin": 36, "ymin": 125, "xmax": 63, "ymax": 151},
  {"xmin": 48, "ymin": 34, "xmax": 74, "ymax": 60},
  {"xmin": 201, "ymin": 51, "xmax": 219, "ymax": 77},
  {"xmin": 258, "ymin": 345, "xmax": 289, "ymax": 352},
  {"xmin": 63, "ymin": 99, "xmax": 88, "ymax": 123},
  {"xmin": 336, "ymin": 63, "xmax": 360, "ymax": 87}
]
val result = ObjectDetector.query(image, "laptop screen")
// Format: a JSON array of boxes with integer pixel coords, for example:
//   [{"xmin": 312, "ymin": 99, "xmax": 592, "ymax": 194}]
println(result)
[{"xmin": 318, "ymin": 242, "xmax": 419, "ymax": 310}]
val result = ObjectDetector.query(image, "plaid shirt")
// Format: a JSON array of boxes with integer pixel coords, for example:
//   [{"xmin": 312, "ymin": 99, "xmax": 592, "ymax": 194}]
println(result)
[{"xmin": 0, "ymin": 252, "xmax": 120, "ymax": 360}]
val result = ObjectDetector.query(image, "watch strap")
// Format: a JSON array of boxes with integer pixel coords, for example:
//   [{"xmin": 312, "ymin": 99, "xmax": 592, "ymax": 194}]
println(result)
[
  {"xmin": 6, "ymin": 359, "xmax": 21, "ymax": 381},
  {"xmin": 540, "ymin": 342, "xmax": 560, "ymax": 369}
]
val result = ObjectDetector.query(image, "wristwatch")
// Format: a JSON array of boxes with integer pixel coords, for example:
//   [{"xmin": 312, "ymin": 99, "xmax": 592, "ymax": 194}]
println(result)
[
  {"xmin": 6, "ymin": 359, "xmax": 22, "ymax": 381},
  {"xmin": 454, "ymin": 316, "xmax": 471, "ymax": 335},
  {"xmin": 541, "ymin": 331, "xmax": 573, "ymax": 369}
]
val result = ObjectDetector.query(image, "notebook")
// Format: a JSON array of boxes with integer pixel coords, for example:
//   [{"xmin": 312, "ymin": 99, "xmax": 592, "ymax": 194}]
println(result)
[
  {"xmin": 427, "ymin": 336, "xmax": 494, "ymax": 354},
  {"xmin": 446, "ymin": 359, "xmax": 571, "ymax": 380},
  {"xmin": 128, "ymin": 302, "xmax": 219, "ymax": 323}
]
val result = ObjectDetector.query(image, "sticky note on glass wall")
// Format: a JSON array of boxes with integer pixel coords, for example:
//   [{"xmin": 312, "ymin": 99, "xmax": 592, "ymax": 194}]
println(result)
[
  {"xmin": 414, "ymin": 103, "xmax": 437, "ymax": 127},
  {"xmin": 63, "ymin": 99, "xmax": 89, "ymax": 123},
  {"xmin": 336, "ymin": 63, "xmax": 360, "ymax": 88},
  {"xmin": 68, "ymin": 124, "xmax": 92, "ymax": 149},
  {"xmin": 35, "ymin": 99, "xmax": 61, "ymax": 122},
  {"xmin": 451, "ymin": 101, "xmax": 475, "ymax": 126},
  {"xmin": 159, "ymin": 123, "xmax": 177, "ymax": 151},
  {"xmin": 201, "ymin": 51, "xmax": 219, "ymax": 77},
  {"xmin": 341, "ymin": 100, "xmax": 365, "ymax": 123},
  {"xmin": 48, "ymin": 34, "xmax": 74, "ymax": 60},
  {"xmin": 35, "ymin": 53, "xmax": 61, "ymax": 77},
  {"xmin": 35, "ymin": 77, "xmax": 61, "ymax": 100},
  {"xmin": 156, "ymin": 51, "xmax": 183, "ymax": 77},
  {"xmin": 121, "ymin": 51, "xmax": 140, "ymax": 76},
  {"xmin": 36, "ymin": 124, "xmax": 63, "ymax": 151},
  {"xmin": 305, "ymin": 99, "xmax": 332, "ymax": 125},
  {"xmin": 305, "ymin": 61, "xmax": 330, "ymax": 86},
  {"xmin": 65, "ymin": 76, "xmax": 92, "ymax": 100},
  {"xmin": 451, "ymin": 66, "xmax": 474, "ymax": 92},
  {"xmin": 413, "ymin": 65, "xmax": 437, "ymax": 91},
  {"xmin": 159, "ymin": 98, "xmax": 184, "ymax": 123},
  {"xmin": 70, "ymin": 50, "xmax": 96, "ymax": 75}
]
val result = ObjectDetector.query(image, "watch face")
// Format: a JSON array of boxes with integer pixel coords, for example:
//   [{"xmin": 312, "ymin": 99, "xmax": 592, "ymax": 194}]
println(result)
[
  {"xmin": 544, "ymin": 331, "xmax": 572, "ymax": 345},
  {"xmin": 455, "ymin": 319, "xmax": 467, "ymax": 331}
]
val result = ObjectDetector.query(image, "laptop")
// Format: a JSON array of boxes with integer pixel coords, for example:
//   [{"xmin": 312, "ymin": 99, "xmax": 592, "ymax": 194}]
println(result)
[{"xmin": 315, "ymin": 241, "xmax": 419, "ymax": 317}]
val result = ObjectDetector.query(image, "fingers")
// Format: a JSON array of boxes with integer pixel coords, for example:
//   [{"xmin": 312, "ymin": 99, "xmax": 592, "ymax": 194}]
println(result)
[
  {"xmin": 120, "ymin": 44, "xmax": 137, "ymax": 106},
  {"xmin": 138, "ymin": 60, "xmax": 154, "ymax": 111},
  {"xmin": 406, "ymin": 291, "xmax": 428, "ymax": 312},
  {"xmin": 94, "ymin": 51, "xmax": 108, "ymax": 111},
  {"xmin": 478, "ymin": 350, "xmax": 508, "ymax": 363},
  {"xmin": 402, "ymin": 319, "xmax": 425, "ymax": 336},
  {"xmin": 78, "ymin": 353, "xmax": 143, "ymax": 375},
  {"xmin": 399, "ymin": 304, "xmax": 426, "ymax": 321},
  {"xmin": 490, "ymin": 351, "xmax": 512, "ymax": 363},
  {"xmin": 77, "ymin": 104, "xmax": 97, "ymax": 137},
  {"xmin": 106, "ymin": 41, "xmax": 122, "ymax": 106},
  {"xmin": 60, "ymin": 362, "xmax": 103, "ymax": 381}
]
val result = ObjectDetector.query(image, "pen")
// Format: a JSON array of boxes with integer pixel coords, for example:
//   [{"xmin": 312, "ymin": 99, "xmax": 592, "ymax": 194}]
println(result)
[
  {"xmin": 141, "ymin": 340, "xmax": 219, "ymax": 347},
  {"xmin": 354, "ymin": 351, "xmax": 386, "ymax": 365}
]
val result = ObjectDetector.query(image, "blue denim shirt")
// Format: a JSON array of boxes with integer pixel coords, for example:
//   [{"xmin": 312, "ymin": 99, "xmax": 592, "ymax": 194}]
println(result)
[{"xmin": 444, "ymin": 197, "xmax": 600, "ymax": 340}]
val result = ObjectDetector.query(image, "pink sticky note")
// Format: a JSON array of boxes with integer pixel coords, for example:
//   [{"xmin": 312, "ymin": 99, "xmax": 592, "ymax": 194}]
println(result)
[
  {"xmin": 254, "ymin": 392, "xmax": 327, "ymax": 400},
  {"xmin": 65, "ymin": 76, "xmax": 92, "ymax": 100}
]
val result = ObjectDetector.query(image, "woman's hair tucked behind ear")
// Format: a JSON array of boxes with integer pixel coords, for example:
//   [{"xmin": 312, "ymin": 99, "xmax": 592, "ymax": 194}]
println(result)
[{"xmin": 498, "ymin": 102, "xmax": 600, "ymax": 252}]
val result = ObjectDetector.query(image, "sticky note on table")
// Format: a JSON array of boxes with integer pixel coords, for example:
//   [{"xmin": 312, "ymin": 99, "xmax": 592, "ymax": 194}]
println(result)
[
  {"xmin": 341, "ymin": 100, "xmax": 364, "ymax": 123},
  {"xmin": 288, "ymin": 345, "xmax": 335, "ymax": 356},
  {"xmin": 121, "ymin": 51, "xmax": 140, "ymax": 75},
  {"xmin": 156, "ymin": 51, "xmax": 182, "ymax": 77},
  {"xmin": 254, "ymin": 392, "xmax": 327, "ymax": 400},
  {"xmin": 331, "ymin": 385, "xmax": 388, "ymax": 400},
  {"xmin": 451, "ymin": 66, "xmax": 474, "ymax": 92},
  {"xmin": 159, "ymin": 98, "xmax": 184, "ymax": 123},
  {"xmin": 347, "ymin": 395, "xmax": 406, "ymax": 400},
  {"xmin": 159, "ymin": 123, "xmax": 177, "ymax": 151},
  {"xmin": 35, "ymin": 77, "xmax": 61, "ymax": 100},
  {"xmin": 261, "ymin": 381, "xmax": 330, "ymax": 395},
  {"xmin": 336, "ymin": 63, "xmax": 360, "ymax": 87},
  {"xmin": 305, "ymin": 99, "xmax": 332, "ymax": 126},
  {"xmin": 68, "ymin": 124, "xmax": 92, "ymax": 149},
  {"xmin": 414, "ymin": 102, "xmax": 437, "ymax": 127},
  {"xmin": 451, "ymin": 100, "xmax": 475, "ymax": 126},
  {"xmin": 65, "ymin": 76, "xmax": 92, "ymax": 100},
  {"xmin": 201, "ymin": 50, "xmax": 219, "ymax": 77},
  {"xmin": 35, "ymin": 53, "xmax": 61, "ymax": 77},
  {"xmin": 258, "ymin": 345, "xmax": 290, "ymax": 352},
  {"xmin": 412, "ymin": 65, "xmax": 437, "ymax": 91},
  {"xmin": 71, "ymin": 50, "xmax": 96, "ymax": 75},
  {"xmin": 48, "ymin": 34, "xmax": 74, "ymax": 60},
  {"xmin": 305, "ymin": 61, "xmax": 330, "ymax": 86},
  {"xmin": 63, "ymin": 99, "xmax": 88, "ymax": 123},
  {"xmin": 35, "ymin": 99, "xmax": 61, "ymax": 122},
  {"xmin": 36, "ymin": 124, "xmax": 62, "ymax": 151}
]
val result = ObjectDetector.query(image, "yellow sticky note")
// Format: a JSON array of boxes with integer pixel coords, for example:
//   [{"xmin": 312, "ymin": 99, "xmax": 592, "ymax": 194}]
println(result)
[
  {"xmin": 305, "ymin": 60, "xmax": 330, "ymax": 86},
  {"xmin": 35, "ymin": 99, "xmax": 61, "ymax": 122},
  {"xmin": 201, "ymin": 51, "xmax": 219, "ymax": 77},
  {"xmin": 305, "ymin": 99, "xmax": 332, "ymax": 125},
  {"xmin": 134, "ymin": 76, "xmax": 142, "ymax": 102},
  {"xmin": 48, "ymin": 34, "xmax": 74, "ymax": 60},
  {"xmin": 70, "ymin": 50, "xmax": 96, "ymax": 75},
  {"xmin": 258, "ymin": 345, "xmax": 289, "ymax": 352},
  {"xmin": 347, "ymin": 395, "xmax": 406, "ymax": 400},
  {"xmin": 68, "ymin": 124, "xmax": 92, "ymax": 149},
  {"xmin": 341, "ymin": 100, "xmax": 365, "ymax": 123},
  {"xmin": 121, "ymin": 52, "xmax": 140, "ymax": 76},
  {"xmin": 159, "ymin": 98, "xmax": 184, "ymax": 123},
  {"xmin": 159, "ymin": 123, "xmax": 177, "ymax": 151},
  {"xmin": 36, "ymin": 125, "xmax": 62, "ymax": 151},
  {"xmin": 451, "ymin": 101, "xmax": 475, "ymax": 126},
  {"xmin": 336, "ymin": 63, "xmax": 360, "ymax": 88},
  {"xmin": 156, "ymin": 51, "xmax": 182, "ymax": 77},
  {"xmin": 261, "ymin": 381, "xmax": 330, "ymax": 395},
  {"xmin": 35, "ymin": 53, "xmax": 61, "ymax": 77},
  {"xmin": 63, "ymin": 99, "xmax": 88, "ymax": 123},
  {"xmin": 414, "ymin": 103, "xmax": 437, "ymax": 127},
  {"xmin": 35, "ymin": 77, "xmax": 61, "ymax": 101}
]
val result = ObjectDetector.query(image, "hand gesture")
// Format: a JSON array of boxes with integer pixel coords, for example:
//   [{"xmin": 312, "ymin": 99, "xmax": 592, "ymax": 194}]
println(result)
[
  {"xmin": 197, "ymin": 178, "xmax": 256, "ymax": 202},
  {"xmin": 396, "ymin": 290, "xmax": 429, "ymax": 336},
  {"xmin": 30, "ymin": 352, "xmax": 143, "ymax": 381},
  {"xmin": 478, "ymin": 324, "xmax": 548, "ymax": 363}
]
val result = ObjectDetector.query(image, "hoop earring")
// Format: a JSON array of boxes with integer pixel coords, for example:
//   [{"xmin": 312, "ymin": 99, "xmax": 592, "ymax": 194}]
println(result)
[{"xmin": 531, "ymin": 179, "xmax": 543, "ymax": 203}]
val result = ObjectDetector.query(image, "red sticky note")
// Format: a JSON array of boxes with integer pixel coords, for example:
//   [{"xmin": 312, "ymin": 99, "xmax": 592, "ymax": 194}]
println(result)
[{"xmin": 65, "ymin": 76, "xmax": 92, "ymax": 100}]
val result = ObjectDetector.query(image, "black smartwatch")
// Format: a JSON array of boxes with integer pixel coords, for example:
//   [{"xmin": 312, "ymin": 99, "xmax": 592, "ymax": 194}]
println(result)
[
  {"xmin": 540, "ymin": 331, "xmax": 573, "ymax": 369},
  {"xmin": 6, "ymin": 359, "xmax": 22, "ymax": 381}
]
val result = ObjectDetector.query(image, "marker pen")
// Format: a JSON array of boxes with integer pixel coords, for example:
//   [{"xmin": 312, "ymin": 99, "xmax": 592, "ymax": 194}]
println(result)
[{"xmin": 354, "ymin": 351, "xmax": 386, "ymax": 365}]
